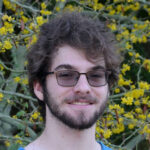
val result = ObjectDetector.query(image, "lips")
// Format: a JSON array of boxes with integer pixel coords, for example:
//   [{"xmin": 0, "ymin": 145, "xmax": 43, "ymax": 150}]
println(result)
[
  {"xmin": 64, "ymin": 95, "xmax": 97, "ymax": 106},
  {"xmin": 71, "ymin": 101, "xmax": 92, "ymax": 105},
  {"xmin": 66, "ymin": 98, "xmax": 96, "ymax": 105}
]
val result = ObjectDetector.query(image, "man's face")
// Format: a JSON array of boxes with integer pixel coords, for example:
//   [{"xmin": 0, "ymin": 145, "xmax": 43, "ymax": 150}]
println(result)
[{"xmin": 43, "ymin": 45, "xmax": 109, "ymax": 130}]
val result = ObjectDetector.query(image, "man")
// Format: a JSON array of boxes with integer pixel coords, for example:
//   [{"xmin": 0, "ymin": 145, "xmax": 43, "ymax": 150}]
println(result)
[{"xmin": 20, "ymin": 12, "xmax": 120, "ymax": 150}]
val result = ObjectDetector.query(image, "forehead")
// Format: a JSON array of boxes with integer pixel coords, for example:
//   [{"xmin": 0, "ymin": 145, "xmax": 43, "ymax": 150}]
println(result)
[{"xmin": 51, "ymin": 45, "xmax": 105, "ymax": 71}]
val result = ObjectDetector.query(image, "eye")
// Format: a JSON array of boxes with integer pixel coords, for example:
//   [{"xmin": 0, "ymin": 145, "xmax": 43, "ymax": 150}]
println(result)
[
  {"xmin": 89, "ymin": 72, "xmax": 105, "ymax": 78},
  {"xmin": 57, "ymin": 71, "xmax": 76, "ymax": 79}
]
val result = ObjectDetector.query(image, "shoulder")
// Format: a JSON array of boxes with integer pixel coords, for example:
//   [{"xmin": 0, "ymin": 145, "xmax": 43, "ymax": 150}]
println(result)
[
  {"xmin": 97, "ymin": 141, "xmax": 112, "ymax": 150},
  {"xmin": 18, "ymin": 147, "xmax": 25, "ymax": 150}
]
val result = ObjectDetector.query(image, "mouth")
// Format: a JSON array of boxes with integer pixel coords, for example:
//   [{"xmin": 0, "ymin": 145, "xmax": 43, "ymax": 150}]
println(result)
[{"xmin": 68, "ymin": 100, "xmax": 94, "ymax": 106}]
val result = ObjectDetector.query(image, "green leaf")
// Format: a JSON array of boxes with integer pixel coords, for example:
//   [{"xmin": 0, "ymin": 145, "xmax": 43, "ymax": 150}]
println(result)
[
  {"xmin": 124, "ymin": 134, "xmax": 145, "ymax": 150},
  {"xmin": 16, "ymin": 110, "xmax": 25, "ymax": 117}
]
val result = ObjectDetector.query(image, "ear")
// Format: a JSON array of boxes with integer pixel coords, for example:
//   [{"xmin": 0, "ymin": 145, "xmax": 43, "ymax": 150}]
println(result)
[{"xmin": 33, "ymin": 81, "xmax": 44, "ymax": 101}]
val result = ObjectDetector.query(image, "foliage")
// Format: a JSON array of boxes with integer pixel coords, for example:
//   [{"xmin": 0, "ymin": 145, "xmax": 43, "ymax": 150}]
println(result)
[{"xmin": 0, "ymin": 0, "xmax": 150, "ymax": 150}]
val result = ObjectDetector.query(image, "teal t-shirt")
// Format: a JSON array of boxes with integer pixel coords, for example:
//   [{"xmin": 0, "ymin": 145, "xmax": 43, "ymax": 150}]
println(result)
[{"xmin": 18, "ymin": 141, "xmax": 112, "ymax": 150}]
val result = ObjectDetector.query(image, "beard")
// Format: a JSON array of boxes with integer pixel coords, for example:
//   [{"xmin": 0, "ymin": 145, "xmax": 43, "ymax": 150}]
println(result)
[{"xmin": 43, "ymin": 85, "xmax": 108, "ymax": 130}]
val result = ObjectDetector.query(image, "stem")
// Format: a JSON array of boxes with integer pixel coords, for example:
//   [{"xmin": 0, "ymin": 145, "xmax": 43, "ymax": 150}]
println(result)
[
  {"xmin": 0, "ymin": 134, "xmax": 31, "ymax": 143},
  {"xmin": 0, "ymin": 0, "xmax": 3, "ymax": 27},
  {"xmin": 137, "ymin": 64, "xmax": 142, "ymax": 83},
  {"xmin": 10, "ymin": 0, "xmax": 40, "ymax": 14},
  {"xmin": 0, "ymin": 89, "xmax": 37, "ymax": 102},
  {"xmin": 0, "ymin": 61, "xmax": 26, "ymax": 73},
  {"xmin": 115, "ymin": 109, "xmax": 120, "ymax": 124},
  {"xmin": 0, "ymin": 113, "xmax": 37, "ymax": 139}
]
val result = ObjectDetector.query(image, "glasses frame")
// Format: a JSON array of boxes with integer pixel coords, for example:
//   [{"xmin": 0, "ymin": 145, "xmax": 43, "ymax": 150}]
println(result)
[{"xmin": 44, "ymin": 69, "xmax": 111, "ymax": 87}]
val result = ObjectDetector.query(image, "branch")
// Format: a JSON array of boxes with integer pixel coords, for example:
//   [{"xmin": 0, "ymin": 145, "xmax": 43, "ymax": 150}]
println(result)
[
  {"xmin": 10, "ymin": 0, "xmax": 40, "ymax": 14},
  {"xmin": 0, "ymin": 0, "xmax": 3, "ymax": 27},
  {"xmin": 137, "ymin": 0, "xmax": 150, "ymax": 5},
  {"xmin": 0, "ymin": 61, "xmax": 26, "ymax": 73},
  {"xmin": 109, "ymin": 93, "xmax": 125, "ymax": 99},
  {"xmin": 0, "ymin": 89, "xmax": 37, "ymax": 102},
  {"xmin": 0, "ymin": 134, "xmax": 31, "ymax": 143},
  {"xmin": 0, "ymin": 113, "xmax": 37, "ymax": 139}
]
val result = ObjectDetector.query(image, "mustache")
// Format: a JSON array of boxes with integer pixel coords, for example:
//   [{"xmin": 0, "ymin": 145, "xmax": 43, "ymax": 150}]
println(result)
[{"xmin": 64, "ymin": 94, "xmax": 98, "ymax": 104}]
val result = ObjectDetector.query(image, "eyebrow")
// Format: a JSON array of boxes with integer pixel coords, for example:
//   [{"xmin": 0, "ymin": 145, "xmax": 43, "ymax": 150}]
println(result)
[
  {"xmin": 54, "ymin": 64, "xmax": 106, "ymax": 71},
  {"xmin": 54, "ymin": 64, "xmax": 75, "ymax": 71},
  {"xmin": 91, "ymin": 65, "xmax": 106, "ymax": 70}
]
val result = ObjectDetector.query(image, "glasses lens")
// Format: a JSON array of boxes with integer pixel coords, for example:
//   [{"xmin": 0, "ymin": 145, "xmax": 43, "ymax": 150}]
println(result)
[
  {"xmin": 87, "ymin": 70, "xmax": 107, "ymax": 87},
  {"xmin": 56, "ymin": 70, "xmax": 78, "ymax": 86}
]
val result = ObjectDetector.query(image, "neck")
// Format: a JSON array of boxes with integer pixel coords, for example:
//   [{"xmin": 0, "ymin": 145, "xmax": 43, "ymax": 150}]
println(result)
[{"xmin": 31, "ymin": 107, "xmax": 100, "ymax": 150}]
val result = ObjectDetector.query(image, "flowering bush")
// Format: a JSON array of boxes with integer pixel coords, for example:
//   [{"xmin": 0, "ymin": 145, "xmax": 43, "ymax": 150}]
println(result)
[{"xmin": 0, "ymin": 0, "xmax": 150, "ymax": 150}]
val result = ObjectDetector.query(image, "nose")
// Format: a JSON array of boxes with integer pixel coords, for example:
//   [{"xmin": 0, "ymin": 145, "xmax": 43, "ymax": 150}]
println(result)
[{"xmin": 73, "ymin": 74, "xmax": 91, "ymax": 94}]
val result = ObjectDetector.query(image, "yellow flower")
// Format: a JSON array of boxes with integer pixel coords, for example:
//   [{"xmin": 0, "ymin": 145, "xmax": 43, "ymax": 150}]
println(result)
[
  {"xmin": 142, "ymin": 35, "xmax": 147, "ymax": 43},
  {"xmin": 121, "ymin": 64, "xmax": 130, "ymax": 75},
  {"xmin": 112, "ymin": 123, "xmax": 125, "ymax": 134},
  {"xmin": 124, "ymin": 112, "xmax": 134, "ymax": 119},
  {"xmin": 31, "ymin": 111, "xmax": 40, "ymax": 120},
  {"xmin": 55, "ymin": 6, "xmax": 60, "ymax": 12},
  {"xmin": 116, "ymin": 34, "xmax": 122, "ymax": 41},
  {"xmin": 128, "ymin": 52, "xmax": 133, "ymax": 56},
  {"xmin": 24, "ymin": 61, "xmax": 28, "ymax": 66},
  {"xmin": 0, "ymin": 93, "xmax": 4, "ymax": 101},
  {"xmin": 21, "ymin": 16, "xmax": 29, "ymax": 23},
  {"xmin": 128, "ymin": 123, "xmax": 135, "ymax": 129},
  {"xmin": 109, "ymin": 104, "xmax": 120, "ymax": 110},
  {"xmin": 3, "ymin": 40, "xmax": 12, "ymax": 49},
  {"xmin": 121, "ymin": 30, "xmax": 129, "ymax": 39},
  {"xmin": 5, "ymin": 140, "xmax": 10, "ymax": 147},
  {"xmin": 130, "ymin": 34, "xmax": 137, "ymax": 43},
  {"xmin": 0, "ymin": 27, "xmax": 7, "ymax": 35},
  {"xmin": 30, "ymin": 34, "xmax": 37, "ymax": 46},
  {"xmin": 118, "ymin": 74, "xmax": 132, "ymax": 86},
  {"xmin": 103, "ymin": 129, "xmax": 112, "ymax": 139},
  {"xmin": 134, "ymin": 100, "xmax": 140, "ymax": 106},
  {"xmin": 135, "ymin": 108, "xmax": 142, "ymax": 113},
  {"xmin": 36, "ymin": 16, "xmax": 45, "ymax": 26},
  {"xmin": 142, "ymin": 97, "xmax": 149, "ymax": 105},
  {"xmin": 138, "ymin": 81, "xmax": 150, "ymax": 90},
  {"xmin": 40, "ymin": 10, "xmax": 52, "ymax": 15},
  {"xmin": 0, "ymin": 64, "xmax": 4, "ymax": 70},
  {"xmin": 21, "ymin": 78, "xmax": 28, "ymax": 85},
  {"xmin": 143, "ymin": 59, "xmax": 150, "ymax": 72},
  {"xmin": 2, "ymin": 14, "xmax": 12, "ymax": 22},
  {"xmin": 135, "ymin": 59, "xmax": 141, "ymax": 64},
  {"xmin": 121, "ymin": 97, "xmax": 133, "ymax": 105},
  {"xmin": 138, "ymin": 114, "xmax": 146, "ymax": 120},
  {"xmin": 143, "ymin": 124, "xmax": 150, "ymax": 134},
  {"xmin": 109, "ymin": 10, "xmax": 116, "ymax": 15},
  {"xmin": 125, "ymin": 89, "xmax": 144, "ymax": 99},
  {"xmin": 108, "ymin": 23, "xmax": 117, "ymax": 31},
  {"xmin": 125, "ymin": 42, "xmax": 133, "ymax": 49},
  {"xmin": 135, "ymin": 53, "xmax": 140, "ymax": 58},
  {"xmin": 115, "ymin": 88, "xmax": 120, "ymax": 93},
  {"xmin": 131, "ymin": 85, "xmax": 135, "ymax": 89},
  {"xmin": 14, "ymin": 77, "xmax": 21, "ymax": 83},
  {"xmin": 41, "ymin": 2, "xmax": 46, "ymax": 9},
  {"xmin": 14, "ymin": 135, "xmax": 23, "ymax": 144},
  {"xmin": 12, "ymin": 115, "xmax": 17, "ymax": 119}
]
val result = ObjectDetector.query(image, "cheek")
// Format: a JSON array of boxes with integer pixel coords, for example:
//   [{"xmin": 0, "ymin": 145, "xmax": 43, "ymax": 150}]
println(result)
[
  {"xmin": 93, "ymin": 85, "xmax": 109, "ymax": 99},
  {"xmin": 46, "ymin": 77, "xmax": 72, "ymax": 100},
  {"xmin": 57, "ymin": 88, "xmax": 72, "ymax": 100}
]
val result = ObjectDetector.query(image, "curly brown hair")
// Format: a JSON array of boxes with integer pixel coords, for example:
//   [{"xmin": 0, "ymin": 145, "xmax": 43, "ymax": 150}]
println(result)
[{"xmin": 27, "ymin": 12, "xmax": 121, "ymax": 119}]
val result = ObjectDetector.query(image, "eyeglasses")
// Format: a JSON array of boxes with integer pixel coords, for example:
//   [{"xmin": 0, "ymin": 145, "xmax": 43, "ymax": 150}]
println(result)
[{"xmin": 45, "ymin": 69, "xmax": 110, "ymax": 87}]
